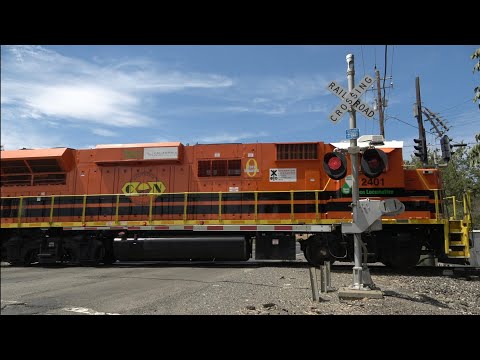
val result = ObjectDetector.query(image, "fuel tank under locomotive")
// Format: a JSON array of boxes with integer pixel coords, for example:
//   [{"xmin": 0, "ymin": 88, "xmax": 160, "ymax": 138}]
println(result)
[{"xmin": 113, "ymin": 236, "xmax": 251, "ymax": 261}]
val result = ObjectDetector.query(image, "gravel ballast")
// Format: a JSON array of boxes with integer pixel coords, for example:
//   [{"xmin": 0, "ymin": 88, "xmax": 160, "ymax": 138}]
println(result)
[{"xmin": 173, "ymin": 263, "xmax": 480, "ymax": 315}]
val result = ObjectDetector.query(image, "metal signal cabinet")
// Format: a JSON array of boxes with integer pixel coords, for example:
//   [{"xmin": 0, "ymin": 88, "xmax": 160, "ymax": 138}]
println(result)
[{"xmin": 0, "ymin": 140, "xmax": 472, "ymax": 268}]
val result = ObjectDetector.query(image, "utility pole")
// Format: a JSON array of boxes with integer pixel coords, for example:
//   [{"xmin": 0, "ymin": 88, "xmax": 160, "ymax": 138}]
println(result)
[
  {"xmin": 375, "ymin": 69, "xmax": 385, "ymax": 138},
  {"xmin": 415, "ymin": 77, "xmax": 428, "ymax": 167}
]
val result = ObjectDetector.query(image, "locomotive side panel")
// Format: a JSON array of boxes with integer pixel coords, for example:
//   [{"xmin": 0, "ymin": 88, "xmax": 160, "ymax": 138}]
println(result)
[{"xmin": 1, "ymin": 141, "xmax": 460, "ymax": 268}]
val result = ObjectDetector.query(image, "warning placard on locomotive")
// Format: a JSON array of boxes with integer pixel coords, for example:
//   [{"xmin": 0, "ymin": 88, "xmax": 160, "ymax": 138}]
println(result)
[{"xmin": 269, "ymin": 168, "xmax": 297, "ymax": 182}]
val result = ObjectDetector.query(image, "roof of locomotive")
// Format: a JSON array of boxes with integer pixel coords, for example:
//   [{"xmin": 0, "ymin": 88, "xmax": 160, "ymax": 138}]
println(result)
[
  {"xmin": 331, "ymin": 140, "xmax": 403, "ymax": 150},
  {"xmin": 0, "ymin": 147, "xmax": 72, "ymax": 160},
  {"xmin": 0, "ymin": 139, "xmax": 404, "ymax": 158},
  {"xmin": 95, "ymin": 142, "xmax": 182, "ymax": 149}
]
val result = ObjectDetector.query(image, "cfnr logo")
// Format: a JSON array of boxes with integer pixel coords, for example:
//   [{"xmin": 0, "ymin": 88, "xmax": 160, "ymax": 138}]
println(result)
[
  {"xmin": 121, "ymin": 181, "xmax": 166, "ymax": 195},
  {"xmin": 121, "ymin": 171, "xmax": 166, "ymax": 204}
]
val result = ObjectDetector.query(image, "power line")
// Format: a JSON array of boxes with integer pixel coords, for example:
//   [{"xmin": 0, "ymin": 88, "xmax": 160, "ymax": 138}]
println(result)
[
  {"xmin": 437, "ymin": 108, "xmax": 477, "ymax": 118},
  {"xmin": 442, "ymin": 112, "xmax": 478, "ymax": 121},
  {"xmin": 387, "ymin": 115, "xmax": 436, "ymax": 136},
  {"xmin": 404, "ymin": 142, "xmax": 477, "ymax": 147},
  {"xmin": 452, "ymin": 121, "xmax": 479, "ymax": 127},
  {"xmin": 436, "ymin": 98, "xmax": 472, "ymax": 114}
]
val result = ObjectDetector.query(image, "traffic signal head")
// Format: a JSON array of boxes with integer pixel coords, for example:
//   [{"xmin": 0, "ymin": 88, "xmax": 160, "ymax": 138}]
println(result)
[
  {"xmin": 323, "ymin": 152, "xmax": 347, "ymax": 180},
  {"xmin": 361, "ymin": 148, "xmax": 388, "ymax": 178},
  {"xmin": 440, "ymin": 135, "xmax": 452, "ymax": 162},
  {"xmin": 413, "ymin": 138, "xmax": 427, "ymax": 163}
]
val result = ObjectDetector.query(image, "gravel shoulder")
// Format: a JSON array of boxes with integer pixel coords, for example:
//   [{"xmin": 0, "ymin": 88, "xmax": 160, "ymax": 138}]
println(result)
[{"xmin": 176, "ymin": 263, "xmax": 480, "ymax": 315}]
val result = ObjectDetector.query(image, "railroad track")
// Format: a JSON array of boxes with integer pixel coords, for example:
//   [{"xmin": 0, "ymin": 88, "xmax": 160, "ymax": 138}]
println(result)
[{"xmin": 2, "ymin": 260, "xmax": 479, "ymax": 278}]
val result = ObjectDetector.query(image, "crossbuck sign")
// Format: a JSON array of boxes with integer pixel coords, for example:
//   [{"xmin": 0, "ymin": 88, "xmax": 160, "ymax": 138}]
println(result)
[{"xmin": 326, "ymin": 75, "xmax": 376, "ymax": 123}]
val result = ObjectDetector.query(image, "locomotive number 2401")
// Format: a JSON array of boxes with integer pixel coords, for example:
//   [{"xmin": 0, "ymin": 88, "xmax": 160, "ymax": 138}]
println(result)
[{"xmin": 361, "ymin": 178, "xmax": 385, "ymax": 186}]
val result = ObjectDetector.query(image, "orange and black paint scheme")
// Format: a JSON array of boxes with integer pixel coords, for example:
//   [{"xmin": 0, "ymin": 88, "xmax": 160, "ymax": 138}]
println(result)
[{"xmin": 0, "ymin": 141, "xmax": 471, "ymax": 267}]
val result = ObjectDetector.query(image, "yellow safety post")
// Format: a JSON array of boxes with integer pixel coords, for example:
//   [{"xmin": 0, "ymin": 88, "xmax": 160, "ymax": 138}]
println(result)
[
  {"xmin": 148, "ymin": 194, "xmax": 153, "ymax": 223},
  {"xmin": 49, "ymin": 196, "xmax": 55, "ymax": 223},
  {"xmin": 17, "ymin": 197, "xmax": 23, "ymax": 226},
  {"xmin": 183, "ymin": 192, "xmax": 188, "ymax": 222},
  {"xmin": 444, "ymin": 196, "xmax": 456, "ymax": 220},
  {"xmin": 115, "ymin": 194, "xmax": 120, "ymax": 224},
  {"xmin": 254, "ymin": 191, "xmax": 258, "ymax": 222},
  {"xmin": 290, "ymin": 190, "xmax": 295, "ymax": 222},
  {"xmin": 218, "ymin": 192, "xmax": 222, "ymax": 222},
  {"xmin": 81, "ymin": 194, "xmax": 87, "ymax": 224}
]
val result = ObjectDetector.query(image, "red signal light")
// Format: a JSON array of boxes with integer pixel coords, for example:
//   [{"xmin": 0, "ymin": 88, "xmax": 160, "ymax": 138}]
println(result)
[
  {"xmin": 323, "ymin": 152, "xmax": 347, "ymax": 180},
  {"xmin": 361, "ymin": 148, "xmax": 388, "ymax": 178},
  {"xmin": 367, "ymin": 158, "xmax": 379, "ymax": 168},
  {"xmin": 328, "ymin": 157, "xmax": 342, "ymax": 171}
]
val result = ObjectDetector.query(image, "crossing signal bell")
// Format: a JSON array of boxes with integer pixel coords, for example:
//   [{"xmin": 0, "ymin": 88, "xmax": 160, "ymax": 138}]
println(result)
[
  {"xmin": 323, "ymin": 152, "xmax": 347, "ymax": 180},
  {"xmin": 361, "ymin": 148, "xmax": 388, "ymax": 178}
]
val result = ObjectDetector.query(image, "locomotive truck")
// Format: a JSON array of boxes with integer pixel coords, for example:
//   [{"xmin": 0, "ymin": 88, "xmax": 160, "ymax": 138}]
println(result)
[{"xmin": 0, "ymin": 137, "xmax": 473, "ymax": 268}]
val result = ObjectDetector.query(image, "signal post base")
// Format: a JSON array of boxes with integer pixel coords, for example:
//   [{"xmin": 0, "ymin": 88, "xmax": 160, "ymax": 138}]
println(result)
[{"xmin": 338, "ymin": 287, "xmax": 383, "ymax": 300}]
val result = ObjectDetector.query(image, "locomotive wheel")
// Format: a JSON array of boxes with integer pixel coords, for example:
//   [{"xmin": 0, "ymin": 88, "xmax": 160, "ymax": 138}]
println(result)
[
  {"xmin": 24, "ymin": 249, "xmax": 39, "ymax": 266},
  {"xmin": 63, "ymin": 248, "xmax": 78, "ymax": 263},
  {"xmin": 91, "ymin": 246, "xmax": 105, "ymax": 266}
]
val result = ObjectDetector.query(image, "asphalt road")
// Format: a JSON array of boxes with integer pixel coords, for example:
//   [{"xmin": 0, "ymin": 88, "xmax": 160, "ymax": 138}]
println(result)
[
  {"xmin": 2, "ymin": 256, "xmax": 479, "ymax": 315},
  {"xmin": 1, "ymin": 242, "xmax": 305, "ymax": 315},
  {"xmin": 0, "ymin": 262, "xmax": 262, "ymax": 315}
]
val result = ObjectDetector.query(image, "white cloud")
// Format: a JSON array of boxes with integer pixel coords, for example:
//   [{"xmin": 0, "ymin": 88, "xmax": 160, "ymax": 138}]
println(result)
[
  {"xmin": 202, "ymin": 74, "xmax": 335, "ymax": 116},
  {"xmin": 92, "ymin": 128, "xmax": 118, "ymax": 137},
  {"xmin": 0, "ymin": 115, "xmax": 64, "ymax": 150},
  {"xmin": 1, "ymin": 45, "xmax": 234, "ymax": 130},
  {"xmin": 134, "ymin": 72, "xmax": 233, "ymax": 90},
  {"xmin": 245, "ymin": 75, "xmax": 332, "ymax": 100},
  {"xmin": 0, "ymin": 46, "xmax": 338, "ymax": 150}
]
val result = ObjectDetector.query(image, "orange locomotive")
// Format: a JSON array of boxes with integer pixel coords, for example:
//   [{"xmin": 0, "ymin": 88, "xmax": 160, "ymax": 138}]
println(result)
[{"xmin": 0, "ymin": 139, "xmax": 471, "ymax": 267}]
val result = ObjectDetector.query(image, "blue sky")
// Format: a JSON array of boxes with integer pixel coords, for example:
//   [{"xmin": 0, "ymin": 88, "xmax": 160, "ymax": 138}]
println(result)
[{"xmin": 1, "ymin": 45, "xmax": 478, "ymax": 159}]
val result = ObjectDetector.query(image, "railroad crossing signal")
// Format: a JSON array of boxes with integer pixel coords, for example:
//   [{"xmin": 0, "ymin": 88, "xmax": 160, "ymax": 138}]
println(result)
[
  {"xmin": 323, "ymin": 152, "xmax": 347, "ymax": 180},
  {"xmin": 326, "ymin": 75, "xmax": 376, "ymax": 123},
  {"xmin": 360, "ymin": 148, "xmax": 388, "ymax": 178}
]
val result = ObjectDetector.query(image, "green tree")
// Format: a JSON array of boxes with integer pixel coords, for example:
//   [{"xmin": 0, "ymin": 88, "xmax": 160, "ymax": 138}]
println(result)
[
  {"xmin": 468, "ymin": 49, "xmax": 479, "ymax": 167},
  {"xmin": 469, "ymin": 133, "xmax": 480, "ymax": 167}
]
